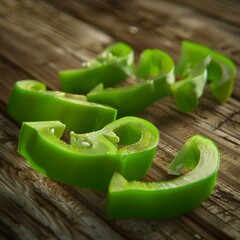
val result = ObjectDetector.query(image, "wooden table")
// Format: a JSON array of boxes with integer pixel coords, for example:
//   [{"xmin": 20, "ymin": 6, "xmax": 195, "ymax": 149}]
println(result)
[{"xmin": 0, "ymin": 0, "xmax": 239, "ymax": 239}]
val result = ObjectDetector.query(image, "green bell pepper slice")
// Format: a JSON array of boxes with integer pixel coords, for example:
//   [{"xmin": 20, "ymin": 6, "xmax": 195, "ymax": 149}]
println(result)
[
  {"xmin": 175, "ymin": 41, "xmax": 236, "ymax": 103},
  {"xmin": 18, "ymin": 117, "xmax": 159, "ymax": 190},
  {"xmin": 87, "ymin": 49, "xmax": 175, "ymax": 117},
  {"xmin": 171, "ymin": 56, "xmax": 211, "ymax": 112},
  {"xmin": 107, "ymin": 135, "xmax": 220, "ymax": 219},
  {"xmin": 7, "ymin": 80, "xmax": 117, "ymax": 133},
  {"xmin": 59, "ymin": 42, "xmax": 134, "ymax": 94}
]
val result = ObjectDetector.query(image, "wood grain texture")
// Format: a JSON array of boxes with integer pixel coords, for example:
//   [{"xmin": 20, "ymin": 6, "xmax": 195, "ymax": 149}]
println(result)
[{"xmin": 0, "ymin": 0, "xmax": 239, "ymax": 239}]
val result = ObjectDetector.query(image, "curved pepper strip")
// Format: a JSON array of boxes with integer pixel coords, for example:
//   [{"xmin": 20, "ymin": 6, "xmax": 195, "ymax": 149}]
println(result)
[
  {"xmin": 59, "ymin": 42, "xmax": 134, "ymax": 94},
  {"xmin": 7, "ymin": 80, "xmax": 117, "ymax": 133},
  {"xmin": 107, "ymin": 135, "xmax": 220, "ymax": 219},
  {"xmin": 18, "ymin": 117, "xmax": 159, "ymax": 190},
  {"xmin": 87, "ymin": 49, "xmax": 175, "ymax": 117},
  {"xmin": 175, "ymin": 41, "xmax": 236, "ymax": 103},
  {"xmin": 171, "ymin": 56, "xmax": 211, "ymax": 112}
]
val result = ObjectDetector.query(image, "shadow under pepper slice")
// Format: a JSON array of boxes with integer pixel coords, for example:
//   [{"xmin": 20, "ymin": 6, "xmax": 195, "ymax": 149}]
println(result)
[
  {"xmin": 18, "ymin": 117, "xmax": 159, "ymax": 190},
  {"xmin": 7, "ymin": 80, "xmax": 117, "ymax": 133},
  {"xmin": 59, "ymin": 42, "xmax": 134, "ymax": 94},
  {"xmin": 107, "ymin": 135, "xmax": 220, "ymax": 219},
  {"xmin": 175, "ymin": 41, "xmax": 236, "ymax": 104},
  {"xmin": 87, "ymin": 49, "xmax": 175, "ymax": 117}
]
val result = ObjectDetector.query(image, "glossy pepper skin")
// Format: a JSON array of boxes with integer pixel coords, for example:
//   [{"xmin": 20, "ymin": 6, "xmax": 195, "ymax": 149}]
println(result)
[
  {"xmin": 7, "ymin": 80, "xmax": 117, "ymax": 133},
  {"xmin": 175, "ymin": 41, "xmax": 236, "ymax": 104},
  {"xmin": 59, "ymin": 42, "xmax": 134, "ymax": 94},
  {"xmin": 107, "ymin": 135, "xmax": 220, "ymax": 219},
  {"xmin": 87, "ymin": 49, "xmax": 175, "ymax": 117},
  {"xmin": 18, "ymin": 117, "xmax": 159, "ymax": 190},
  {"xmin": 171, "ymin": 56, "xmax": 211, "ymax": 112}
]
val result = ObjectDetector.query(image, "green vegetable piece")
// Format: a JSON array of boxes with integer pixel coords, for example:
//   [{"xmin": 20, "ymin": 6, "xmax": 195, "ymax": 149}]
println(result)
[
  {"xmin": 136, "ymin": 49, "xmax": 175, "ymax": 96},
  {"xmin": 107, "ymin": 135, "xmax": 220, "ymax": 219},
  {"xmin": 175, "ymin": 41, "xmax": 236, "ymax": 104},
  {"xmin": 7, "ymin": 80, "xmax": 117, "ymax": 133},
  {"xmin": 18, "ymin": 117, "xmax": 159, "ymax": 190},
  {"xmin": 171, "ymin": 56, "xmax": 211, "ymax": 112},
  {"xmin": 87, "ymin": 49, "xmax": 175, "ymax": 117},
  {"xmin": 208, "ymin": 51, "xmax": 236, "ymax": 103},
  {"xmin": 59, "ymin": 42, "xmax": 134, "ymax": 94}
]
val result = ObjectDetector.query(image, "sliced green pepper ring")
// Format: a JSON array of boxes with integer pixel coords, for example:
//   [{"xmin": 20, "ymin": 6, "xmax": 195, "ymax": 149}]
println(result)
[
  {"xmin": 87, "ymin": 49, "xmax": 175, "ymax": 117},
  {"xmin": 18, "ymin": 117, "xmax": 159, "ymax": 190},
  {"xmin": 7, "ymin": 80, "xmax": 117, "ymax": 133},
  {"xmin": 175, "ymin": 41, "xmax": 236, "ymax": 104},
  {"xmin": 171, "ymin": 56, "xmax": 211, "ymax": 112},
  {"xmin": 107, "ymin": 135, "xmax": 220, "ymax": 219},
  {"xmin": 59, "ymin": 42, "xmax": 134, "ymax": 94}
]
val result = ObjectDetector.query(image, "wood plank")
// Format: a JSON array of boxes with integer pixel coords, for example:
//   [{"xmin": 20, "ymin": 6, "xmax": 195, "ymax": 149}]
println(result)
[
  {"xmin": 0, "ymin": 20, "xmax": 239, "ymax": 184},
  {"xmin": 0, "ymin": 111, "xmax": 125, "ymax": 240},
  {"xmin": 218, "ymin": 113, "xmax": 240, "ymax": 139},
  {"xmin": 0, "ymin": 107, "xmax": 201, "ymax": 240},
  {"xmin": 143, "ymin": 101, "xmax": 240, "ymax": 181},
  {"xmin": 0, "ymin": 0, "xmax": 240, "ymax": 101},
  {"xmin": 0, "ymin": 0, "xmax": 239, "ymax": 191},
  {"xmin": 0, "ymin": 26, "xmax": 71, "ymax": 90},
  {"xmin": 1, "ymin": 77, "xmax": 239, "ymax": 239},
  {"xmin": 0, "ymin": 0, "xmax": 239, "ymax": 142},
  {"xmin": 0, "ymin": 57, "xmax": 31, "ymax": 103},
  {"xmin": 45, "ymin": 0, "xmax": 240, "ymax": 97},
  {"xmin": 1, "ymin": 98, "xmax": 238, "ymax": 240},
  {"xmin": 0, "ymin": 0, "xmax": 236, "ymax": 184},
  {"xmin": 0, "ymin": 1, "xmax": 114, "ymax": 92},
  {"xmin": 163, "ymin": 0, "xmax": 240, "ymax": 27},
  {"xmin": 0, "ymin": 0, "xmax": 113, "ymax": 61},
  {"xmin": 0, "ymin": 0, "xmax": 239, "ymax": 239}
]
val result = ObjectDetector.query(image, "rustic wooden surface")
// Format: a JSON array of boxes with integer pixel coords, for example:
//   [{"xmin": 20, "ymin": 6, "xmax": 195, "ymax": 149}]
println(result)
[{"xmin": 0, "ymin": 0, "xmax": 239, "ymax": 239}]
